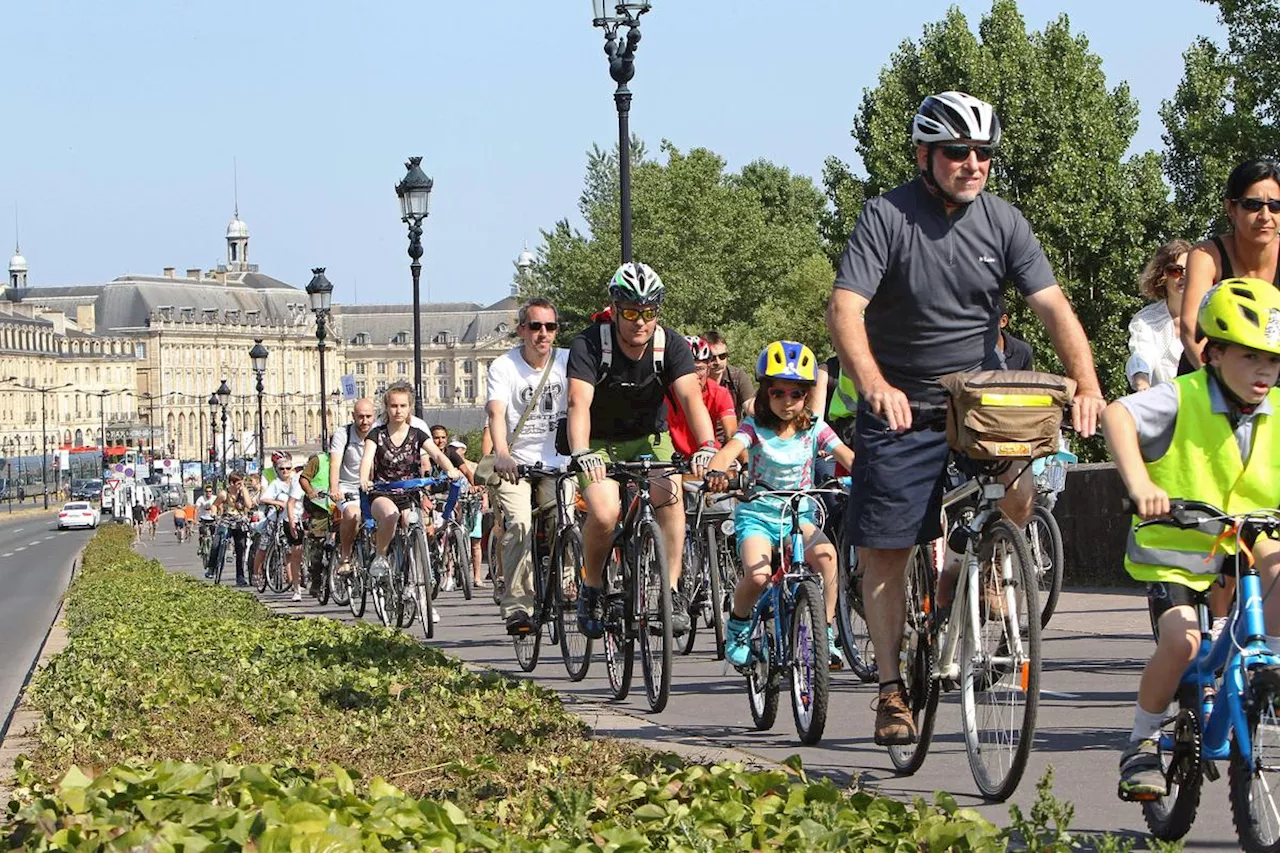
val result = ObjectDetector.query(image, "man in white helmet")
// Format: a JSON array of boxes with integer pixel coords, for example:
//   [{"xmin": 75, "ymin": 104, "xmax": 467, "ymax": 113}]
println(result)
[
  {"xmin": 567, "ymin": 262, "xmax": 718, "ymax": 642},
  {"xmin": 826, "ymin": 91, "xmax": 1106, "ymax": 746}
]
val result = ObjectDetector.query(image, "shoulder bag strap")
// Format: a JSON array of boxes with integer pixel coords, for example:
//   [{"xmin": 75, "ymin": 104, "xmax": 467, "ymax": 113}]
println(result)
[{"xmin": 509, "ymin": 354, "xmax": 556, "ymax": 444}]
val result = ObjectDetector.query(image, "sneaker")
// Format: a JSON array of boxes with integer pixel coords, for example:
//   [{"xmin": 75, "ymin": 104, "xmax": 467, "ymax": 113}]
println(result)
[
  {"xmin": 577, "ymin": 584, "xmax": 606, "ymax": 640},
  {"xmin": 442, "ymin": 575, "xmax": 456, "ymax": 592},
  {"xmin": 1118, "ymin": 738, "xmax": 1166, "ymax": 800},
  {"xmin": 505, "ymin": 611, "xmax": 534, "ymax": 636},
  {"xmin": 827, "ymin": 626, "xmax": 844, "ymax": 671},
  {"xmin": 725, "ymin": 616, "xmax": 752, "ymax": 667},
  {"xmin": 336, "ymin": 560, "xmax": 353, "ymax": 577},
  {"xmin": 433, "ymin": 607, "xmax": 441, "ymax": 624},
  {"xmin": 370, "ymin": 555, "xmax": 390, "ymax": 580},
  {"xmin": 235, "ymin": 577, "xmax": 247, "ymax": 587},
  {"xmin": 669, "ymin": 586, "xmax": 691, "ymax": 637},
  {"xmin": 291, "ymin": 589, "xmax": 303, "ymax": 602},
  {"xmin": 873, "ymin": 688, "xmax": 917, "ymax": 746}
]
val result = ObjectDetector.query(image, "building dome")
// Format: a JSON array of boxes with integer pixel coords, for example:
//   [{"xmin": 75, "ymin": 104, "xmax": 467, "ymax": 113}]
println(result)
[
  {"xmin": 517, "ymin": 249, "xmax": 535, "ymax": 269},
  {"xmin": 226, "ymin": 216, "xmax": 250, "ymax": 239},
  {"xmin": 9, "ymin": 252, "xmax": 26, "ymax": 273}
]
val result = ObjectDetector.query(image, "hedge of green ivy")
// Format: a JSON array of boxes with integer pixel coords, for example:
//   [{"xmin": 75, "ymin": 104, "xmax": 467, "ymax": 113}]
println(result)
[{"xmin": 3, "ymin": 526, "xmax": 1136, "ymax": 850}]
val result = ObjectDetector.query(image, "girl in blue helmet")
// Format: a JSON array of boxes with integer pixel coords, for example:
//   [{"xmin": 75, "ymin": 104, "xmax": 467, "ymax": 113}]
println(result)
[{"xmin": 706, "ymin": 340, "xmax": 855, "ymax": 670}]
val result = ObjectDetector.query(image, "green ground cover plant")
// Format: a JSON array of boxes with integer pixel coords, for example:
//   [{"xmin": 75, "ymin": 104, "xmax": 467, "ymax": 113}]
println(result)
[{"xmin": 4, "ymin": 526, "xmax": 1151, "ymax": 850}]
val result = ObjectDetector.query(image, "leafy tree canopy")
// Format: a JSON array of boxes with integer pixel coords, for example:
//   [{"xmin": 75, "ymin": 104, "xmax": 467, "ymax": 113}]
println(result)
[{"xmin": 1162, "ymin": 0, "xmax": 1280, "ymax": 238}]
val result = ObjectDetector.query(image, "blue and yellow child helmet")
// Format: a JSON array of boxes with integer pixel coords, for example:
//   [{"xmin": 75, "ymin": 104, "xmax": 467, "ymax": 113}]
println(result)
[{"xmin": 756, "ymin": 340, "xmax": 817, "ymax": 383}]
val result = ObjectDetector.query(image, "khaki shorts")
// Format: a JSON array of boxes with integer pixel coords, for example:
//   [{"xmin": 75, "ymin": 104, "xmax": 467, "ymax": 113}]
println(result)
[{"xmin": 577, "ymin": 432, "xmax": 675, "ymax": 491}]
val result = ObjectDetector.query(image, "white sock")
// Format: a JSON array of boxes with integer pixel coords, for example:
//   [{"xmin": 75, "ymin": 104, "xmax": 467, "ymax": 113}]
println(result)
[{"xmin": 1130, "ymin": 705, "xmax": 1165, "ymax": 743}]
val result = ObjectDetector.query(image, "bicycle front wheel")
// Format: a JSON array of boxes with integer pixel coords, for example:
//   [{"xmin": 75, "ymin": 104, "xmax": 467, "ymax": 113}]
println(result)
[
  {"xmin": 1026, "ymin": 505, "xmax": 1064, "ymax": 629},
  {"xmin": 254, "ymin": 540, "xmax": 270, "ymax": 593},
  {"xmin": 678, "ymin": 533, "xmax": 702, "ymax": 656},
  {"xmin": 555, "ymin": 527, "xmax": 592, "ymax": 681},
  {"xmin": 790, "ymin": 577, "xmax": 830, "ymax": 745},
  {"xmin": 705, "ymin": 524, "xmax": 728, "ymax": 661},
  {"xmin": 328, "ymin": 542, "xmax": 350, "ymax": 607},
  {"xmin": 888, "ymin": 545, "xmax": 941, "ymax": 774},
  {"xmin": 637, "ymin": 520, "xmax": 673, "ymax": 713},
  {"xmin": 450, "ymin": 526, "xmax": 473, "ymax": 601},
  {"xmin": 410, "ymin": 530, "xmax": 433, "ymax": 637},
  {"xmin": 1230, "ymin": 665, "xmax": 1280, "ymax": 852},
  {"xmin": 746, "ymin": 614, "xmax": 779, "ymax": 731},
  {"xmin": 267, "ymin": 541, "xmax": 286, "ymax": 594},
  {"xmin": 959, "ymin": 517, "xmax": 1041, "ymax": 801}
]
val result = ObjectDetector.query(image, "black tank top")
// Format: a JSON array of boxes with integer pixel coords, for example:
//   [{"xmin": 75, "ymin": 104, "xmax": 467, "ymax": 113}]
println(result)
[{"xmin": 1176, "ymin": 235, "xmax": 1280, "ymax": 375}]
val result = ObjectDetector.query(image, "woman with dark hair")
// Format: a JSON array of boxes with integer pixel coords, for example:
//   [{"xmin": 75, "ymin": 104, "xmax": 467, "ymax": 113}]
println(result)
[
  {"xmin": 1179, "ymin": 158, "xmax": 1280, "ymax": 371},
  {"xmin": 1126, "ymin": 238, "xmax": 1191, "ymax": 390}
]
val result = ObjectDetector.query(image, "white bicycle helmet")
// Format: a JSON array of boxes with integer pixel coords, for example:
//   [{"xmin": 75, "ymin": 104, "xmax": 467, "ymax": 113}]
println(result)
[
  {"xmin": 608, "ymin": 262, "xmax": 666, "ymax": 307},
  {"xmin": 910, "ymin": 91, "xmax": 1001, "ymax": 146}
]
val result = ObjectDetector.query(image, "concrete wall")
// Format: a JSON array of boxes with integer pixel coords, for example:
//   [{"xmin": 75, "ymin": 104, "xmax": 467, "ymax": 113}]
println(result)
[{"xmin": 1053, "ymin": 462, "xmax": 1131, "ymax": 587}]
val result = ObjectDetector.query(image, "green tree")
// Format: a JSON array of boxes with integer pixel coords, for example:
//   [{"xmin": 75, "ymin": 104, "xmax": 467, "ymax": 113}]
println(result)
[
  {"xmin": 1162, "ymin": 0, "xmax": 1280, "ymax": 238},
  {"xmin": 825, "ymin": 0, "xmax": 1176, "ymax": 414},
  {"xmin": 533, "ymin": 140, "xmax": 831, "ymax": 370}
]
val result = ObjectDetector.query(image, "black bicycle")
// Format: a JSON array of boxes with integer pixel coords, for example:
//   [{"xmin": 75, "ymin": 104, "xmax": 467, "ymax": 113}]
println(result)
[
  {"xmin": 509, "ymin": 464, "xmax": 592, "ymax": 679},
  {"xmin": 678, "ymin": 480, "xmax": 737, "ymax": 659},
  {"xmin": 598, "ymin": 459, "xmax": 685, "ymax": 713}
]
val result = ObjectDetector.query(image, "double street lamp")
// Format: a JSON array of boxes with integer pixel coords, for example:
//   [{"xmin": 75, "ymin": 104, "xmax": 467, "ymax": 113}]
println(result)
[
  {"xmin": 250, "ymin": 339, "xmax": 269, "ymax": 471},
  {"xmin": 208, "ymin": 380, "xmax": 231, "ymax": 485},
  {"xmin": 396, "ymin": 157, "xmax": 434, "ymax": 419},
  {"xmin": 305, "ymin": 269, "xmax": 334, "ymax": 448},
  {"xmin": 591, "ymin": 1, "xmax": 652, "ymax": 263},
  {"xmin": 2, "ymin": 377, "xmax": 73, "ymax": 509},
  {"xmin": 92, "ymin": 388, "xmax": 135, "ymax": 479}
]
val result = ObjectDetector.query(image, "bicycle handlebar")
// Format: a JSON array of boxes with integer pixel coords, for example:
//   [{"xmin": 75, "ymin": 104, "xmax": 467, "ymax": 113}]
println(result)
[
  {"xmin": 1129, "ymin": 498, "xmax": 1280, "ymax": 536},
  {"xmin": 369, "ymin": 476, "xmax": 452, "ymax": 495}
]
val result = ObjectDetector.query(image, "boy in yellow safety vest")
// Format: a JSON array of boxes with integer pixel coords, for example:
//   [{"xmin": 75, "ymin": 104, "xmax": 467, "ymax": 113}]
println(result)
[{"xmin": 1103, "ymin": 277, "xmax": 1280, "ymax": 800}]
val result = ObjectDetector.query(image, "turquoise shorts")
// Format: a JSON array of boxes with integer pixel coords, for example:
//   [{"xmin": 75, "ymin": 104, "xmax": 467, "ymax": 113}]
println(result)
[{"xmin": 734, "ymin": 505, "xmax": 817, "ymax": 548}]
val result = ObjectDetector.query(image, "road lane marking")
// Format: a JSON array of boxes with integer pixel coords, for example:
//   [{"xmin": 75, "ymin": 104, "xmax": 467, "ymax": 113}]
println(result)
[
  {"xmin": 28, "ymin": 541, "xmax": 42, "ymax": 547},
  {"xmin": 0, "ymin": 552, "xmax": 11, "ymax": 557},
  {"xmin": 14, "ymin": 546, "xmax": 24, "ymax": 551},
  {"xmin": 1040, "ymin": 689, "xmax": 1082, "ymax": 700}
]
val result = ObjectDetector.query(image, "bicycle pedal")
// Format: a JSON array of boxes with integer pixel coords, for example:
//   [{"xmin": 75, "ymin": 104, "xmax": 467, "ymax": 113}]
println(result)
[{"xmin": 1117, "ymin": 787, "xmax": 1160, "ymax": 803}]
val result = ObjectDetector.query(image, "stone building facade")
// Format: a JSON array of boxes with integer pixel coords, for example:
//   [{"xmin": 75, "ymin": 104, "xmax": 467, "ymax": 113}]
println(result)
[{"xmin": 1, "ymin": 214, "xmax": 516, "ymax": 462}]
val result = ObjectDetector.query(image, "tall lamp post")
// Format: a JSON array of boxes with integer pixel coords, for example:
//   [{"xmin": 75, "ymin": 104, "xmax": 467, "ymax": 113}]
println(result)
[
  {"xmin": 216, "ymin": 380, "xmax": 231, "ymax": 485},
  {"xmin": 207, "ymin": 393, "xmax": 220, "ymax": 487},
  {"xmin": 305, "ymin": 269, "xmax": 334, "ymax": 447},
  {"xmin": 250, "ymin": 340, "xmax": 269, "ymax": 471},
  {"xmin": 396, "ymin": 157, "xmax": 434, "ymax": 419},
  {"xmin": 3, "ymin": 378, "xmax": 72, "ymax": 509},
  {"xmin": 591, "ymin": 1, "xmax": 651, "ymax": 263},
  {"xmin": 92, "ymin": 388, "xmax": 133, "ymax": 479}
]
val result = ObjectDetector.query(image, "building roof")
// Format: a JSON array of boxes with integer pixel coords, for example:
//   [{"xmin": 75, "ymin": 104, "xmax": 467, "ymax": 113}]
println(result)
[{"xmin": 333, "ymin": 296, "xmax": 518, "ymax": 346}]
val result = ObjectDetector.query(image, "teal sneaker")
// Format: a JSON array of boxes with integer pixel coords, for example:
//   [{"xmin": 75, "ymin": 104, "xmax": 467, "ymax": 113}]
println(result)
[
  {"xmin": 725, "ymin": 616, "xmax": 752, "ymax": 667},
  {"xmin": 828, "ymin": 625, "xmax": 844, "ymax": 671},
  {"xmin": 1117, "ymin": 738, "xmax": 1166, "ymax": 800}
]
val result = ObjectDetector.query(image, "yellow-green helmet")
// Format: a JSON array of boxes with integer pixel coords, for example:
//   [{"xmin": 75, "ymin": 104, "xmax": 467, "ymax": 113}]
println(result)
[{"xmin": 1198, "ymin": 277, "xmax": 1280, "ymax": 355}]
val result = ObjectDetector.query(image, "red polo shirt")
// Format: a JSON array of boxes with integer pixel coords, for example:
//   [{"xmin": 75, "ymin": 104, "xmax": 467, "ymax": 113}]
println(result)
[{"xmin": 666, "ymin": 378, "xmax": 735, "ymax": 457}]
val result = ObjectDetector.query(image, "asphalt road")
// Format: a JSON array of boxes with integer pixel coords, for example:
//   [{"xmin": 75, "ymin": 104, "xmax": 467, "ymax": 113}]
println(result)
[
  {"xmin": 0, "ymin": 509, "xmax": 93, "ymax": 738},
  {"xmin": 149, "ymin": 526, "xmax": 1239, "ymax": 850}
]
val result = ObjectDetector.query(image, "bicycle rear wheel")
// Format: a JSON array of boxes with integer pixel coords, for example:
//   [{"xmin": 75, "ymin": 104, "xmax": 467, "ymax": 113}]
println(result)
[
  {"xmin": 412, "ymin": 528, "xmax": 435, "ymax": 639},
  {"xmin": 556, "ymin": 527, "xmax": 592, "ymax": 681},
  {"xmin": 678, "ymin": 533, "xmax": 702, "ymax": 656},
  {"xmin": 254, "ymin": 539, "xmax": 271, "ymax": 593},
  {"xmin": 328, "ymin": 542, "xmax": 350, "ymax": 606},
  {"xmin": 836, "ymin": 531, "xmax": 878, "ymax": 683},
  {"xmin": 888, "ymin": 545, "xmax": 940, "ymax": 774},
  {"xmin": 347, "ymin": 536, "xmax": 368, "ymax": 618},
  {"xmin": 210, "ymin": 530, "xmax": 227, "ymax": 585},
  {"xmin": 603, "ymin": 548, "xmax": 633, "ymax": 701},
  {"xmin": 746, "ymin": 614, "xmax": 779, "ymax": 730},
  {"xmin": 1026, "ymin": 505, "xmax": 1064, "ymax": 629},
  {"xmin": 637, "ymin": 520, "xmax": 673, "ymax": 713},
  {"xmin": 267, "ymin": 541, "xmax": 286, "ymax": 594},
  {"xmin": 1230, "ymin": 665, "xmax": 1280, "ymax": 852},
  {"xmin": 705, "ymin": 525, "xmax": 728, "ymax": 661},
  {"xmin": 959, "ymin": 518, "xmax": 1041, "ymax": 801},
  {"xmin": 791, "ymin": 577, "xmax": 830, "ymax": 745},
  {"xmin": 1141, "ymin": 684, "xmax": 1203, "ymax": 842},
  {"xmin": 450, "ymin": 526, "xmax": 473, "ymax": 601},
  {"xmin": 315, "ymin": 540, "xmax": 332, "ymax": 606}
]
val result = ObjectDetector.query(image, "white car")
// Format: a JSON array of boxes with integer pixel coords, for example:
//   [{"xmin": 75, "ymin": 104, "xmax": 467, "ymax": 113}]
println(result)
[{"xmin": 57, "ymin": 502, "xmax": 100, "ymax": 530}]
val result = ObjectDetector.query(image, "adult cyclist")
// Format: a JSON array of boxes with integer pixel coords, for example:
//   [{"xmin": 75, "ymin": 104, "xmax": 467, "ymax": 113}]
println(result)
[
  {"xmin": 826, "ymin": 91, "xmax": 1106, "ymax": 746},
  {"xmin": 567, "ymin": 262, "xmax": 718, "ymax": 639}
]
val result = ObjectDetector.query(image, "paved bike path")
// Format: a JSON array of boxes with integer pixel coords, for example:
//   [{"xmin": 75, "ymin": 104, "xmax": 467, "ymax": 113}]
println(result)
[{"xmin": 144, "ymin": 525, "xmax": 1238, "ymax": 848}]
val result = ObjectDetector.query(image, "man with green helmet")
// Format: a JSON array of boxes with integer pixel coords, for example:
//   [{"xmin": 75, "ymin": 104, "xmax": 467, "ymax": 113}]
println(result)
[{"xmin": 1103, "ymin": 278, "xmax": 1280, "ymax": 801}]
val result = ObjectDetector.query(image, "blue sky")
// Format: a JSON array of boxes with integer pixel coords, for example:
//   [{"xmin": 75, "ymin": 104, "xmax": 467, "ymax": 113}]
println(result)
[{"xmin": 0, "ymin": 1, "xmax": 1221, "ymax": 308}]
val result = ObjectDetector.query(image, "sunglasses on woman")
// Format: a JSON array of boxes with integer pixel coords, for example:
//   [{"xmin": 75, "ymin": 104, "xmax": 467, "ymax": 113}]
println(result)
[
  {"xmin": 938, "ymin": 143, "xmax": 995, "ymax": 163},
  {"xmin": 1164, "ymin": 264, "xmax": 1186, "ymax": 277},
  {"xmin": 768, "ymin": 388, "xmax": 807, "ymax": 401},
  {"xmin": 1234, "ymin": 197, "xmax": 1280, "ymax": 213},
  {"xmin": 618, "ymin": 307, "xmax": 659, "ymax": 323}
]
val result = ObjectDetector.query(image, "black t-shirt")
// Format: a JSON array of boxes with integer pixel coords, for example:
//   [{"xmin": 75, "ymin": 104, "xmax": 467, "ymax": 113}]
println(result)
[
  {"xmin": 566, "ymin": 322, "xmax": 697, "ymax": 440},
  {"xmin": 366, "ymin": 424, "xmax": 430, "ymax": 483},
  {"xmin": 430, "ymin": 446, "xmax": 466, "ymax": 478}
]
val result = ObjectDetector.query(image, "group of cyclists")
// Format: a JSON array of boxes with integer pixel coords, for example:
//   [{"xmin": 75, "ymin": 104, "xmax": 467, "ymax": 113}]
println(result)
[{"xmin": 172, "ymin": 89, "xmax": 1280, "ymax": 839}]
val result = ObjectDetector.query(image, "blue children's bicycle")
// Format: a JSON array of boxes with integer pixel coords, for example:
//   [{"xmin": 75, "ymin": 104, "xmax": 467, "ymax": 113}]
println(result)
[
  {"xmin": 731, "ymin": 480, "xmax": 843, "ymax": 746},
  {"xmin": 1129, "ymin": 500, "xmax": 1280, "ymax": 851}
]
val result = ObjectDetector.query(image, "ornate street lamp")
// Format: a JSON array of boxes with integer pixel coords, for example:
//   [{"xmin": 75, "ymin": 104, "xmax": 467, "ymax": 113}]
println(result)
[
  {"xmin": 591, "ymin": 1, "xmax": 652, "ymax": 263},
  {"xmin": 217, "ymin": 380, "xmax": 232, "ymax": 485},
  {"xmin": 305, "ymin": 269, "xmax": 334, "ymax": 448},
  {"xmin": 250, "ymin": 339, "xmax": 269, "ymax": 471},
  {"xmin": 396, "ymin": 157, "xmax": 434, "ymax": 418}
]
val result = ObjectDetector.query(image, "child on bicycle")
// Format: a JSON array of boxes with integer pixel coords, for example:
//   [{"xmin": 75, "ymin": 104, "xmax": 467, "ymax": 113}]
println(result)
[
  {"xmin": 706, "ymin": 341, "xmax": 855, "ymax": 670},
  {"xmin": 1103, "ymin": 278, "xmax": 1280, "ymax": 800}
]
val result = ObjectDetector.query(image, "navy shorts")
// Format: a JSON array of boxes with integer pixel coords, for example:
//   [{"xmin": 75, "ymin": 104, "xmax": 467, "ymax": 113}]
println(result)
[{"xmin": 846, "ymin": 401, "xmax": 951, "ymax": 550}]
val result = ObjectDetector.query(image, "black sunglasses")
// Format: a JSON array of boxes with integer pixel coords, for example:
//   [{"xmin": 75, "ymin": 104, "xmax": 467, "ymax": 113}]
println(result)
[
  {"xmin": 938, "ymin": 143, "xmax": 995, "ymax": 163},
  {"xmin": 712, "ymin": 353, "xmax": 730, "ymax": 362},
  {"xmin": 522, "ymin": 321, "xmax": 558, "ymax": 332},
  {"xmin": 1234, "ymin": 197, "xmax": 1280, "ymax": 214}
]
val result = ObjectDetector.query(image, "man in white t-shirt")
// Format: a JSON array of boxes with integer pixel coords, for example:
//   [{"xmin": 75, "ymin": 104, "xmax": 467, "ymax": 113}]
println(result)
[
  {"xmin": 328, "ymin": 398, "xmax": 377, "ymax": 574},
  {"xmin": 486, "ymin": 297, "xmax": 569, "ymax": 635}
]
